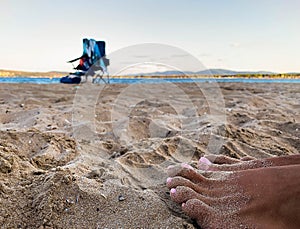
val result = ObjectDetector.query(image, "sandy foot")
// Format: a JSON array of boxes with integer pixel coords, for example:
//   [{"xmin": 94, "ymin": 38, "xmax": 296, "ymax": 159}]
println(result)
[{"xmin": 167, "ymin": 161, "xmax": 300, "ymax": 228}]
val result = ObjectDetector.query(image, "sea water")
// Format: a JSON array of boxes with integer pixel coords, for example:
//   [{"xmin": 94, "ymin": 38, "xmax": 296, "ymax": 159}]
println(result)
[{"xmin": 0, "ymin": 77, "xmax": 299, "ymax": 84}]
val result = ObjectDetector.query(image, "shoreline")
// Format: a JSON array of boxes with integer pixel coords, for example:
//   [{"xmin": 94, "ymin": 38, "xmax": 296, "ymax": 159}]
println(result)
[
  {"xmin": 0, "ymin": 75, "xmax": 299, "ymax": 79},
  {"xmin": 0, "ymin": 69, "xmax": 299, "ymax": 79}
]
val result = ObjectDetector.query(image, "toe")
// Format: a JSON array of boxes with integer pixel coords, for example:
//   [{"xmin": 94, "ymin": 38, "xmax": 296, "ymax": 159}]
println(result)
[
  {"xmin": 198, "ymin": 157, "xmax": 217, "ymax": 171},
  {"xmin": 170, "ymin": 186, "xmax": 210, "ymax": 204},
  {"xmin": 167, "ymin": 164, "xmax": 194, "ymax": 177},
  {"xmin": 167, "ymin": 164, "xmax": 184, "ymax": 177},
  {"xmin": 241, "ymin": 156, "xmax": 256, "ymax": 161},
  {"xmin": 182, "ymin": 198, "xmax": 216, "ymax": 227},
  {"xmin": 167, "ymin": 165, "xmax": 210, "ymax": 185},
  {"xmin": 166, "ymin": 176, "xmax": 191, "ymax": 189},
  {"xmin": 166, "ymin": 176, "xmax": 211, "ymax": 195},
  {"xmin": 204, "ymin": 155, "xmax": 241, "ymax": 165}
]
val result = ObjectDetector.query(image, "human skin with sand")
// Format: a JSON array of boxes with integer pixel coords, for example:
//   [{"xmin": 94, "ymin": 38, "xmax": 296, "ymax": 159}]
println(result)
[{"xmin": 167, "ymin": 155, "xmax": 300, "ymax": 228}]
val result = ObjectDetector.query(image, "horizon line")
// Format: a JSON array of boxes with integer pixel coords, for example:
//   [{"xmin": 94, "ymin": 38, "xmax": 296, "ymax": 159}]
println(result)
[{"xmin": 1, "ymin": 68, "xmax": 300, "ymax": 75}]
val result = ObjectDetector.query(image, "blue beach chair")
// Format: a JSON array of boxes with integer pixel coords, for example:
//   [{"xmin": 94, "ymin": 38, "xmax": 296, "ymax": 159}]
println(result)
[{"xmin": 60, "ymin": 38, "xmax": 110, "ymax": 84}]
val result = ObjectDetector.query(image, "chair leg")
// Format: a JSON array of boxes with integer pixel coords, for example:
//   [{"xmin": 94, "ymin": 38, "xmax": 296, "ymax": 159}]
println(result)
[{"xmin": 90, "ymin": 71, "xmax": 109, "ymax": 84}]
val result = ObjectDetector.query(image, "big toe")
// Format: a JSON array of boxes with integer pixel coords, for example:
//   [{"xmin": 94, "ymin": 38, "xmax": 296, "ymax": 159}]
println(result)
[{"xmin": 182, "ymin": 199, "xmax": 216, "ymax": 227}]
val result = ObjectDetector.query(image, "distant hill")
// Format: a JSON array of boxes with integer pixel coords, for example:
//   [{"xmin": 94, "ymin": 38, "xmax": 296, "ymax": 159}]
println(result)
[
  {"xmin": 0, "ymin": 69, "xmax": 68, "ymax": 78},
  {"xmin": 198, "ymin": 69, "xmax": 276, "ymax": 75},
  {"xmin": 134, "ymin": 69, "xmax": 277, "ymax": 76}
]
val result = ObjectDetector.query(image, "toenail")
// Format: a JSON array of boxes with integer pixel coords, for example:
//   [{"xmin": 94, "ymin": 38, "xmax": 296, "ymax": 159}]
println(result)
[
  {"xmin": 166, "ymin": 177, "xmax": 172, "ymax": 184},
  {"xmin": 181, "ymin": 163, "xmax": 194, "ymax": 170},
  {"xmin": 199, "ymin": 157, "xmax": 212, "ymax": 165},
  {"xmin": 170, "ymin": 188, "xmax": 176, "ymax": 194},
  {"xmin": 198, "ymin": 163, "xmax": 210, "ymax": 171}
]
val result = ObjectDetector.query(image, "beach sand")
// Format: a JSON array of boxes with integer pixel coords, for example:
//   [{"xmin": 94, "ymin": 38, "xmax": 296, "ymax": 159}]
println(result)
[{"xmin": 0, "ymin": 82, "xmax": 299, "ymax": 228}]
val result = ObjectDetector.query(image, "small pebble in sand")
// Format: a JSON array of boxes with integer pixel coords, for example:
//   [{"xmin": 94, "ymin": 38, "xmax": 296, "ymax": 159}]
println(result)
[
  {"xmin": 66, "ymin": 198, "xmax": 75, "ymax": 204},
  {"xmin": 64, "ymin": 119, "xmax": 71, "ymax": 124},
  {"xmin": 100, "ymin": 193, "xmax": 107, "ymax": 199},
  {"xmin": 118, "ymin": 194, "xmax": 125, "ymax": 201}
]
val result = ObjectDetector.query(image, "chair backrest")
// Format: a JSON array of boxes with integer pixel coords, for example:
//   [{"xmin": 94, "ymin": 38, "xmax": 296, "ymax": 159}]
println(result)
[
  {"xmin": 68, "ymin": 39, "xmax": 109, "ymax": 70},
  {"xmin": 96, "ymin": 41, "xmax": 106, "ymax": 58}
]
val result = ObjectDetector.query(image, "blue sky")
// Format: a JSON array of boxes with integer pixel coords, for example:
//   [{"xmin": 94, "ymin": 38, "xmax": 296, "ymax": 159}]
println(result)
[{"xmin": 1, "ymin": 0, "xmax": 299, "ymax": 73}]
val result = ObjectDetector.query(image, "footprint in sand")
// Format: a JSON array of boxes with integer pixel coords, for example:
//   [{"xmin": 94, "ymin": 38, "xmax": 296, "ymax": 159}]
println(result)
[{"xmin": 0, "ymin": 131, "xmax": 78, "ymax": 172}]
